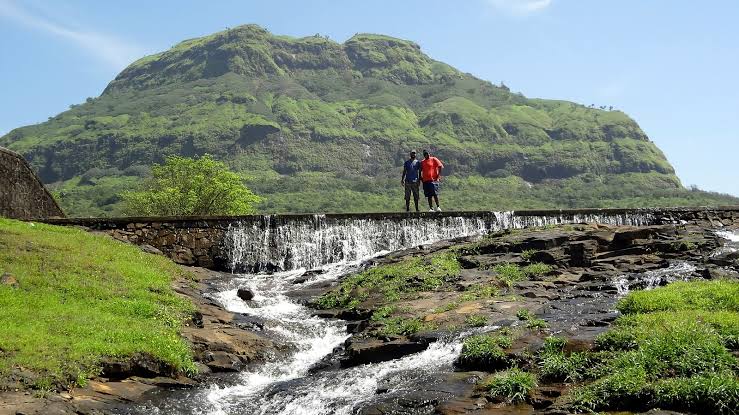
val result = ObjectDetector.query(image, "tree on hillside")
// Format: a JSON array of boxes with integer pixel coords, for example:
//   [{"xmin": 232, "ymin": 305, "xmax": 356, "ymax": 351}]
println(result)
[{"xmin": 121, "ymin": 155, "xmax": 262, "ymax": 216}]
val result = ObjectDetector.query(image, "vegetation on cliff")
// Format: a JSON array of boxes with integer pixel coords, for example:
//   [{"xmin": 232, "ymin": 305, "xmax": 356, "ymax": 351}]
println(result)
[
  {"xmin": 1, "ymin": 24, "xmax": 736, "ymax": 216},
  {"xmin": 0, "ymin": 218, "xmax": 195, "ymax": 391}
]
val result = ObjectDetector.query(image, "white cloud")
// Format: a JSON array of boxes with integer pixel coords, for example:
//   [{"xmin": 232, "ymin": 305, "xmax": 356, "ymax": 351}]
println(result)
[
  {"xmin": 0, "ymin": 0, "xmax": 143, "ymax": 70},
  {"xmin": 487, "ymin": 0, "xmax": 553, "ymax": 15}
]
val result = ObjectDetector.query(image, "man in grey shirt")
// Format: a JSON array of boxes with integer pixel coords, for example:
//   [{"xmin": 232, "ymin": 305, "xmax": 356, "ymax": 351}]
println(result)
[{"xmin": 401, "ymin": 150, "xmax": 421, "ymax": 212}]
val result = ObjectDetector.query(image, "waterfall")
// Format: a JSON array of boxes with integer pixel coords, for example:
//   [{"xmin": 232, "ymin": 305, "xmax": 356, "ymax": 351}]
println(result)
[
  {"xmin": 225, "ymin": 210, "xmax": 656, "ymax": 272},
  {"xmin": 127, "ymin": 209, "xmax": 666, "ymax": 414}
]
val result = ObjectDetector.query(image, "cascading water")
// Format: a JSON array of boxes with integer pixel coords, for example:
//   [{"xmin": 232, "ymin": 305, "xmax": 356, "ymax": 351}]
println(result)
[
  {"xmin": 129, "ymin": 211, "xmax": 659, "ymax": 415},
  {"xmin": 613, "ymin": 261, "xmax": 698, "ymax": 296},
  {"xmin": 225, "ymin": 211, "xmax": 655, "ymax": 272}
]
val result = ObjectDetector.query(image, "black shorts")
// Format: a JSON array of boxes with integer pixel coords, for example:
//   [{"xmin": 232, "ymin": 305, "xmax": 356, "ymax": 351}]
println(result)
[{"xmin": 423, "ymin": 181, "xmax": 440, "ymax": 197}]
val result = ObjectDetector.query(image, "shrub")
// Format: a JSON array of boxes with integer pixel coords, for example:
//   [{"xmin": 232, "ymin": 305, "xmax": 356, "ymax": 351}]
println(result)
[
  {"xmin": 121, "ymin": 154, "xmax": 262, "ymax": 216},
  {"xmin": 483, "ymin": 368, "xmax": 537, "ymax": 403},
  {"xmin": 457, "ymin": 333, "xmax": 512, "ymax": 370},
  {"xmin": 465, "ymin": 315, "xmax": 487, "ymax": 327}
]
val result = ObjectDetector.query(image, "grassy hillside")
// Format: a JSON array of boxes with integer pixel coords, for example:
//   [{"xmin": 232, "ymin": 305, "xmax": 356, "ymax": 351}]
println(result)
[
  {"xmin": 1, "ymin": 24, "xmax": 736, "ymax": 216},
  {"xmin": 0, "ymin": 218, "xmax": 195, "ymax": 390}
]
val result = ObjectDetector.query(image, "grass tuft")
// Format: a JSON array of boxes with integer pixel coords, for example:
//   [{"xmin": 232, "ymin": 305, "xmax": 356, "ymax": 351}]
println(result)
[{"xmin": 483, "ymin": 368, "xmax": 537, "ymax": 403}]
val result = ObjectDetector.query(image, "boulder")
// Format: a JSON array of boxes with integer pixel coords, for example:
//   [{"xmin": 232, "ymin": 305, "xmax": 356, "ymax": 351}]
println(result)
[
  {"xmin": 341, "ymin": 338, "xmax": 427, "ymax": 367},
  {"xmin": 237, "ymin": 288, "xmax": 255, "ymax": 301},
  {"xmin": 99, "ymin": 353, "xmax": 177, "ymax": 380},
  {"xmin": 140, "ymin": 244, "xmax": 163, "ymax": 256}
]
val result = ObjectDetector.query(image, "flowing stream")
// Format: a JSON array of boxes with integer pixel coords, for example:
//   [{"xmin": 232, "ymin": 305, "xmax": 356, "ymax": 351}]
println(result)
[{"xmin": 127, "ymin": 211, "xmax": 660, "ymax": 415}]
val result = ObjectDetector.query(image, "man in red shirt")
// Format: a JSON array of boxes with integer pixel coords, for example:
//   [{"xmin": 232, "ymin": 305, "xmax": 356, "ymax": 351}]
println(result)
[{"xmin": 420, "ymin": 150, "xmax": 444, "ymax": 212}]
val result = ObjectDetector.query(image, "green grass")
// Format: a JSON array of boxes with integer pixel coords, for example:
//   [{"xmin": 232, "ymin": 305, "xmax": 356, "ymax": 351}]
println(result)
[
  {"xmin": 495, "ymin": 263, "xmax": 552, "ymax": 287},
  {"xmin": 457, "ymin": 333, "xmax": 513, "ymax": 370},
  {"xmin": 520, "ymin": 249, "xmax": 537, "ymax": 261},
  {"xmin": 376, "ymin": 317, "xmax": 433, "ymax": 336},
  {"xmin": 483, "ymin": 368, "xmax": 537, "ymax": 403},
  {"xmin": 465, "ymin": 315, "xmax": 488, "ymax": 327},
  {"xmin": 516, "ymin": 309, "xmax": 549, "ymax": 330},
  {"xmin": 571, "ymin": 280, "xmax": 739, "ymax": 414},
  {"xmin": 617, "ymin": 280, "xmax": 739, "ymax": 314},
  {"xmin": 315, "ymin": 252, "xmax": 461, "ymax": 309},
  {"xmin": 459, "ymin": 283, "xmax": 499, "ymax": 302},
  {"xmin": 0, "ymin": 218, "xmax": 196, "ymax": 390}
]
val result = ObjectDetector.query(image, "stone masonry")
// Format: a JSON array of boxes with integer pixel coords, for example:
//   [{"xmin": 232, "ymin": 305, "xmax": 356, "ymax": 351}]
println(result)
[
  {"xmin": 37, "ymin": 207, "xmax": 739, "ymax": 271},
  {"xmin": 0, "ymin": 147, "xmax": 64, "ymax": 219}
]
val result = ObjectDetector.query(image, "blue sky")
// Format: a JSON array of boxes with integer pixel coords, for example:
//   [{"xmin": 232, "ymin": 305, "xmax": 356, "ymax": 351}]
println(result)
[{"xmin": 1, "ymin": 0, "xmax": 738, "ymax": 196}]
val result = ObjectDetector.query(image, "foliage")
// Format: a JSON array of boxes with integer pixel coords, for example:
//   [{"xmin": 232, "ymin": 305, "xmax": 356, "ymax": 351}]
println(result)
[
  {"xmin": 121, "ymin": 154, "xmax": 262, "ymax": 216},
  {"xmin": 483, "ymin": 368, "xmax": 537, "ymax": 403},
  {"xmin": 516, "ymin": 308, "xmax": 550, "ymax": 329},
  {"xmin": 315, "ymin": 253, "xmax": 460, "ymax": 309},
  {"xmin": 458, "ymin": 333, "xmax": 513, "ymax": 369},
  {"xmin": 520, "ymin": 249, "xmax": 537, "ymax": 261},
  {"xmin": 494, "ymin": 262, "xmax": 552, "ymax": 287},
  {"xmin": 2, "ymin": 25, "xmax": 736, "ymax": 216},
  {"xmin": 465, "ymin": 314, "xmax": 488, "ymax": 327},
  {"xmin": 0, "ymin": 218, "xmax": 195, "ymax": 390}
]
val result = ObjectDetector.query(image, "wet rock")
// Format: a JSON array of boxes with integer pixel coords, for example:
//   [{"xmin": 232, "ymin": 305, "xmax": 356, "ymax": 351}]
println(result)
[
  {"xmin": 191, "ymin": 311, "xmax": 204, "ymax": 328},
  {"xmin": 236, "ymin": 288, "xmax": 255, "ymax": 301},
  {"xmin": 567, "ymin": 240, "xmax": 597, "ymax": 267},
  {"xmin": 458, "ymin": 256, "xmax": 480, "ymax": 269},
  {"xmin": 100, "ymin": 353, "xmax": 177, "ymax": 380},
  {"xmin": 128, "ymin": 376, "xmax": 197, "ymax": 389},
  {"xmin": 530, "ymin": 248, "xmax": 567, "ymax": 265},
  {"xmin": 346, "ymin": 320, "xmax": 368, "ymax": 333},
  {"xmin": 709, "ymin": 250, "xmax": 739, "ymax": 266},
  {"xmin": 341, "ymin": 338, "xmax": 428, "ymax": 367},
  {"xmin": 203, "ymin": 351, "xmax": 244, "ymax": 372},
  {"xmin": 231, "ymin": 313, "xmax": 266, "ymax": 331}
]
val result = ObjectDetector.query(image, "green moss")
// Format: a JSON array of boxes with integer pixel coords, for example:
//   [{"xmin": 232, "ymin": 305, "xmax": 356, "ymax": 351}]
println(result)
[{"xmin": 0, "ymin": 218, "xmax": 195, "ymax": 390}]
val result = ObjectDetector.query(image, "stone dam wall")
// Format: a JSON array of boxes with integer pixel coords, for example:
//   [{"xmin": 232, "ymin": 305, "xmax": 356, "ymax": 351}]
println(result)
[
  {"xmin": 38, "ymin": 207, "xmax": 739, "ymax": 271},
  {"xmin": 0, "ymin": 147, "xmax": 64, "ymax": 220}
]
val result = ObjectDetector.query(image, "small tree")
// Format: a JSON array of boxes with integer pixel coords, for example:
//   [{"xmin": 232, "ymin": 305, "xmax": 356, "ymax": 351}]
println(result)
[{"xmin": 122, "ymin": 155, "xmax": 262, "ymax": 216}]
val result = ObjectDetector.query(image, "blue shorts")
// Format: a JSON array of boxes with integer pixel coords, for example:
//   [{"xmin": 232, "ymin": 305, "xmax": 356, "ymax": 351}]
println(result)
[{"xmin": 423, "ymin": 181, "xmax": 440, "ymax": 197}]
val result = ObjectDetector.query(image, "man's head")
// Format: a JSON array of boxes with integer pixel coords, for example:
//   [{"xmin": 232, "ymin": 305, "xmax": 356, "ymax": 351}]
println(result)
[
  {"xmin": 422, "ymin": 150, "xmax": 430, "ymax": 159},
  {"xmin": 409, "ymin": 150, "xmax": 416, "ymax": 160}
]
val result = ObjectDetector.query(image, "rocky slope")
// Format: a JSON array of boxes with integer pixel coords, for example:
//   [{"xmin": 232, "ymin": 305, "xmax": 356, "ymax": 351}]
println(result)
[
  {"xmin": 306, "ymin": 222, "xmax": 739, "ymax": 413},
  {"xmin": 2, "ymin": 24, "xmax": 736, "ymax": 216}
]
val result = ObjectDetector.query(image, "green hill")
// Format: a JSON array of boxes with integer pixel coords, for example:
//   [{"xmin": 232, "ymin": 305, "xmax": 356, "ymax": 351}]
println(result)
[{"xmin": 2, "ymin": 24, "xmax": 736, "ymax": 216}]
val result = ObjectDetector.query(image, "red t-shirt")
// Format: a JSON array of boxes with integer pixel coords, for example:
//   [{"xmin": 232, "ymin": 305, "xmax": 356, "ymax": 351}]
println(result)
[{"xmin": 421, "ymin": 156, "xmax": 443, "ymax": 182}]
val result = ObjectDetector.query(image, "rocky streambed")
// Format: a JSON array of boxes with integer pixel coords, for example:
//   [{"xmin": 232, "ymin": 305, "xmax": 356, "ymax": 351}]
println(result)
[{"xmin": 5, "ymin": 221, "xmax": 737, "ymax": 415}]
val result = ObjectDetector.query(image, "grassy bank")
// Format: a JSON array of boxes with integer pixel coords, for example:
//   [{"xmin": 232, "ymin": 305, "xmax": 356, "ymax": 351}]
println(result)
[
  {"xmin": 0, "ymin": 218, "xmax": 195, "ymax": 390},
  {"xmin": 455, "ymin": 279, "xmax": 739, "ymax": 413}
]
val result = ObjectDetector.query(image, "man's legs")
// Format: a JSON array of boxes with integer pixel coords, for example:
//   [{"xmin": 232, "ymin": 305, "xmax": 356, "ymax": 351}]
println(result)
[
  {"xmin": 433, "ymin": 195, "xmax": 440, "ymax": 208},
  {"xmin": 412, "ymin": 182, "xmax": 420, "ymax": 212},
  {"xmin": 404, "ymin": 183, "xmax": 411, "ymax": 212}
]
